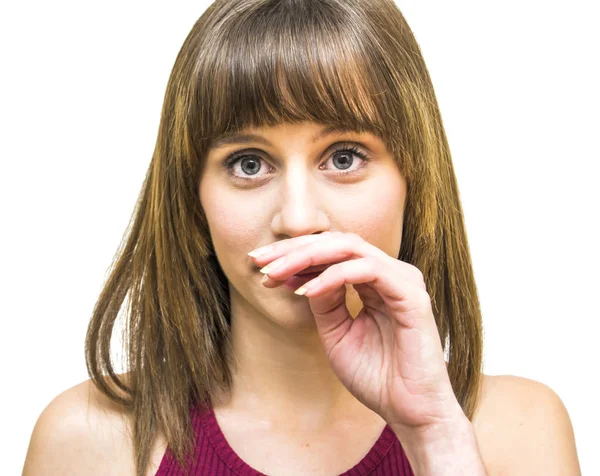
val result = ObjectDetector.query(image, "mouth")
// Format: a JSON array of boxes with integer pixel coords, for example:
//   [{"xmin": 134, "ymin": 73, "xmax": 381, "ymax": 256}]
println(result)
[
  {"xmin": 283, "ymin": 272, "xmax": 321, "ymax": 290},
  {"xmin": 254, "ymin": 264, "xmax": 331, "ymax": 291},
  {"xmin": 284, "ymin": 264, "xmax": 330, "ymax": 289},
  {"xmin": 294, "ymin": 264, "xmax": 331, "ymax": 275}
]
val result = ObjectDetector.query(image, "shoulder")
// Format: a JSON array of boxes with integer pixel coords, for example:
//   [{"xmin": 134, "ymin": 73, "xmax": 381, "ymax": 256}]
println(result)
[
  {"xmin": 23, "ymin": 373, "xmax": 136, "ymax": 476},
  {"xmin": 474, "ymin": 374, "xmax": 581, "ymax": 476}
]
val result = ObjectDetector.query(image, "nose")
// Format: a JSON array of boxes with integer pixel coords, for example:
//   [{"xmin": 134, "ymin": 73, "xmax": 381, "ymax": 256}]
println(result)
[{"xmin": 270, "ymin": 163, "xmax": 330, "ymax": 238}]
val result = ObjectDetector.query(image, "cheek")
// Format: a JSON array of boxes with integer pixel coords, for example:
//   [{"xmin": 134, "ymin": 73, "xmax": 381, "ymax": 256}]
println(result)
[
  {"xmin": 200, "ymin": 185, "xmax": 264, "ymax": 266},
  {"xmin": 341, "ymin": 178, "xmax": 405, "ymax": 258},
  {"xmin": 346, "ymin": 204, "xmax": 402, "ymax": 256}
]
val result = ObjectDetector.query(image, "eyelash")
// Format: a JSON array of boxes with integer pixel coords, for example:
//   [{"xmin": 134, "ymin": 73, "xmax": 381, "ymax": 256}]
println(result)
[{"xmin": 221, "ymin": 143, "xmax": 371, "ymax": 182}]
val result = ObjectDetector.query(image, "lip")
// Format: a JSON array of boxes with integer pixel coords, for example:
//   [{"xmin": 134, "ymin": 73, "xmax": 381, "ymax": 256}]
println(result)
[
  {"xmin": 283, "ymin": 272, "xmax": 321, "ymax": 290},
  {"xmin": 294, "ymin": 264, "xmax": 330, "ymax": 275}
]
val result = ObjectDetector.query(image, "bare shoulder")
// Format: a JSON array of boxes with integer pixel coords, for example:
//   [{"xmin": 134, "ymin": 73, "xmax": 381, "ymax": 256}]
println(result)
[
  {"xmin": 473, "ymin": 374, "xmax": 581, "ymax": 476},
  {"xmin": 23, "ymin": 373, "xmax": 136, "ymax": 476}
]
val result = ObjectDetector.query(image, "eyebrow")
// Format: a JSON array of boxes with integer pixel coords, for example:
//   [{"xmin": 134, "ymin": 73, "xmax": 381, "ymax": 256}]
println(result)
[{"xmin": 207, "ymin": 126, "xmax": 357, "ymax": 151}]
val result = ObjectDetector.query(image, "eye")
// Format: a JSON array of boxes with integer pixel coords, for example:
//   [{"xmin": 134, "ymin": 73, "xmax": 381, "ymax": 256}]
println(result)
[
  {"xmin": 221, "ymin": 142, "xmax": 371, "ymax": 183},
  {"xmin": 223, "ymin": 153, "xmax": 270, "ymax": 180},
  {"xmin": 320, "ymin": 144, "xmax": 371, "ymax": 175}
]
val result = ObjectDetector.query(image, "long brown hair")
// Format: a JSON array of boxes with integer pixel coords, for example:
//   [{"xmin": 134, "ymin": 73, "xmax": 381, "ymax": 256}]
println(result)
[{"xmin": 85, "ymin": 0, "xmax": 485, "ymax": 474}]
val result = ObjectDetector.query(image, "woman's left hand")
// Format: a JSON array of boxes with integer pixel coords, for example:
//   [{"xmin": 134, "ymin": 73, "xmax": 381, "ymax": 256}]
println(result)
[{"xmin": 248, "ymin": 231, "xmax": 465, "ymax": 437}]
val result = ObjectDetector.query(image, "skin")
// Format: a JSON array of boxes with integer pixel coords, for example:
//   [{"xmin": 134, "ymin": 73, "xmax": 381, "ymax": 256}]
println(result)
[
  {"xmin": 22, "ymin": 124, "xmax": 582, "ymax": 476},
  {"xmin": 199, "ymin": 121, "xmax": 407, "ymax": 432}
]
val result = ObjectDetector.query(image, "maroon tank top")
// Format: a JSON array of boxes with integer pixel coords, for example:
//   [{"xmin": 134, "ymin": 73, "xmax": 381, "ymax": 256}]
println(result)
[{"xmin": 155, "ymin": 401, "xmax": 414, "ymax": 475}]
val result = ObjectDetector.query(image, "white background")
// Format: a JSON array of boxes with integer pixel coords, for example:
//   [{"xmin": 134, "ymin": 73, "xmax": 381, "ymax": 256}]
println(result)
[{"xmin": 2, "ymin": 1, "xmax": 597, "ymax": 474}]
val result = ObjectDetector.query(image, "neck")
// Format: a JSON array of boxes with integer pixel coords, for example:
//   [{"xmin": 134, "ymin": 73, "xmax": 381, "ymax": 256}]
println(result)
[{"xmin": 213, "ymin": 285, "xmax": 371, "ymax": 432}]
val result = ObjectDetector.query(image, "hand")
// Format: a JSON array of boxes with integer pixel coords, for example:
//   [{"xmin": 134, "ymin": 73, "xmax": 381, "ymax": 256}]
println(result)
[{"xmin": 248, "ymin": 231, "xmax": 465, "ymax": 436}]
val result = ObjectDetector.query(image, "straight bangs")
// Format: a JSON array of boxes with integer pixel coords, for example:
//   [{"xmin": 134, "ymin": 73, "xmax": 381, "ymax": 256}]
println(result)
[{"xmin": 187, "ymin": 1, "xmax": 407, "ymax": 170}]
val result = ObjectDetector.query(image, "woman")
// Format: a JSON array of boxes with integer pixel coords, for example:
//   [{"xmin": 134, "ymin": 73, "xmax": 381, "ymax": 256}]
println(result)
[{"xmin": 23, "ymin": 0, "xmax": 580, "ymax": 475}]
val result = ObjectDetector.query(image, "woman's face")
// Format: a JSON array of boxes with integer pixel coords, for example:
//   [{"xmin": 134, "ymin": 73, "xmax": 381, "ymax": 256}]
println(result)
[{"xmin": 199, "ymin": 121, "xmax": 407, "ymax": 327}]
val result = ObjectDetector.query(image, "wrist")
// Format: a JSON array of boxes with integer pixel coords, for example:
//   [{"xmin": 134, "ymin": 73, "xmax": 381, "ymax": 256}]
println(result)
[{"xmin": 392, "ymin": 415, "xmax": 489, "ymax": 476}]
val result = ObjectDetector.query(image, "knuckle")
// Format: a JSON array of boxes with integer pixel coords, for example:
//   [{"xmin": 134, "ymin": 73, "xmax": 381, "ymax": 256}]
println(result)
[
  {"xmin": 367, "ymin": 255, "xmax": 380, "ymax": 270},
  {"xmin": 345, "ymin": 232, "xmax": 362, "ymax": 245},
  {"xmin": 416, "ymin": 288, "xmax": 432, "ymax": 307},
  {"xmin": 412, "ymin": 264, "xmax": 425, "ymax": 281}
]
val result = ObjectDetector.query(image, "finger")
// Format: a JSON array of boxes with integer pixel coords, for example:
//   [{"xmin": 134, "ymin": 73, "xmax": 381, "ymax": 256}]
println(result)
[
  {"xmin": 258, "ymin": 232, "xmax": 393, "ymax": 281},
  {"xmin": 247, "ymin": 232, "xmax": 330, "ymax": 262},
  {"xmin": 299, "ymin": 256, "xmax": 431, "ymax": 318}
]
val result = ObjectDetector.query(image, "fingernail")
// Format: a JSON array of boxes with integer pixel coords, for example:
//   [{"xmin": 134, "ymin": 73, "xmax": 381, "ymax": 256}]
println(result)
[
  {"xmin": 260, "ymin": 256, "xmax": 286, "ymax": 274},
  {"xmin": 294, "ymin": 285, "xmax": 308, "ymax": 296},
  {"xmin": 294, "ymin": 277, "xmax": 321, "ymax": 296},
  {"xmin": 248, "ymin": 245, "xmax": 273, "ymax": 258}
]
